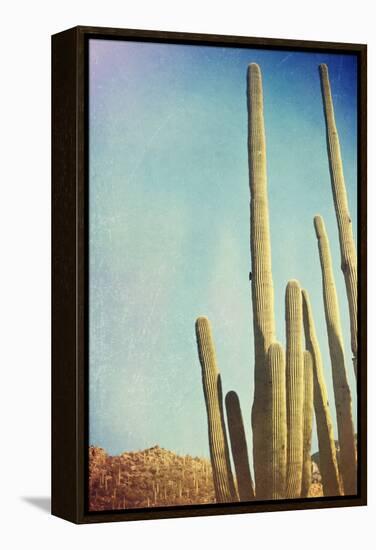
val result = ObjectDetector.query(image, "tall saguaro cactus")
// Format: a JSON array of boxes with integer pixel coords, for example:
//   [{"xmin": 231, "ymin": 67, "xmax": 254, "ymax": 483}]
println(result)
[
  {"xmin": 319, "ymin": 64, "xmax": 358, "ymax": 378},
  {"xmin": 302, "ymin": 289, "xmax": 341, "ymax": 496},
  {"xmin": 301, "ymin": 350, "xmax": 314, "ymax": 498},
  {"xmin": 266, "ymin": 342, "xmax": 287, "ymax": 500},
  {"xmin": 247, "ymin": 62, "xmax": 276, "ymax": 498},
  {"xmin": 225, "ymin": 391, "xmax": 255, "ymax": 501},
  {"xmin": 314, "ymin": 215, "xmax": 357, "ymax": 495},
  {"xmin": 285, "ymin": 280, "xmax": 304, "ymax": 498},
  {"xmin": 195, "ymin": 316, "xmax": 238, "ymax": 503}
]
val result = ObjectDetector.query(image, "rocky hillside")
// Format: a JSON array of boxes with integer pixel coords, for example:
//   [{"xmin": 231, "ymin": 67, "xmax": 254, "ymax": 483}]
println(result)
[
  {"xmin": 89, "ymin": 445, "xmax": 323, "ymax": 511},
  {"xmin": 89, "ymin": 445, "xmax": 215, "ymax": 511}
]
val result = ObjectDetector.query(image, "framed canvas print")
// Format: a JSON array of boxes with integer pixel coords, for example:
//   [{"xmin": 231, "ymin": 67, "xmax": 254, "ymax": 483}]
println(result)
[{"xmin": 51, "ymin": 26, "xmax": 367, "ymax": 524}]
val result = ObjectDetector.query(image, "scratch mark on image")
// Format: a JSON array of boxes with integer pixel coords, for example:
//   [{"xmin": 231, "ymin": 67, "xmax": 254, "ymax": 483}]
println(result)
[{"xmin": 277, "ymin": 54, "xmax": 292, "ymax": 66}]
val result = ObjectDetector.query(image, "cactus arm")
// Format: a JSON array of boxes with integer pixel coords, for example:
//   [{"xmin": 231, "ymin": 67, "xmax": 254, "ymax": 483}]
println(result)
[
  {"xmin": 225, "ymin": 391, "xmax": 255, "ymax": 501},
  {"xmin": 301, "ymin": 350, "xmax": 314, "ymax": 497},
  {"xmin": 319, "ymin": 64, "xmax": 358, "ymax": 378},
  {"xmin": 302, "ymin": 289, "xmax": 342, "ymax": 496},
  {"xmin": 247, "ymin": 62, "xmax": 276, "ymax": 499},
  {"xmin": 195, "ymin": 316, "xmax": 238, "ymax": 502},
  {"xmin": 266, "ymin": 342, "xmax": 287, "ymax": 499},
  {"xmin": 314, "ymin": 215, "xmax": 357, "ymax": 495},
  {"xmin": 285, "ymin": 280, "xmax": 304, "ymax": 498}
]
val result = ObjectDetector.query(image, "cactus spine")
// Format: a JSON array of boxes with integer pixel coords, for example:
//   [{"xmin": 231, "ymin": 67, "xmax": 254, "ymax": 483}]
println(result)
[
  {"xmin": 314, "ymin": 215, "xmax": 357, "ymax": 495},
  {"xmin": 195, "ymin": 316, "xmax": 237, "ymax": 502},
  {"xmin": 319, "ymin": 64, "xmax": 358, "ymax": 378},
  {"xmin": 301, "ymin": 350, "xmax": 314, "ymax": 497},
  {"xmin": 266, "ymin": 342, "xmax": 287, "ymax": 499},
  {"xmin": 247, "ymin": 62, "xmax": 276, "ymax": 498},
  {"xmin": 225, "ymin": 391, "xmax": 255, "ymax": 501},
  {"xmin": 285, "ymin": 280, "xmax": 304, "ymax": 498},
  {"xmin": 302, "ymin": 289, "xmax": 341, "ymax": 496}
]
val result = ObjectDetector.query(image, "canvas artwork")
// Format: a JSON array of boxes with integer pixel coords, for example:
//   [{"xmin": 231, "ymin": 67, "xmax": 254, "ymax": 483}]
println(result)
[{"xmin": 87, "ymin": 39, "xmax": 359, "ymax": 512}]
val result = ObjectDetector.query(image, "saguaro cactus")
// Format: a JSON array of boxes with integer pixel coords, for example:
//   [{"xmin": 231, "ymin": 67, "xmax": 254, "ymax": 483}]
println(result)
[
  {"xmin": 195, "ymin": 316, "xmax": 237, "ymax": 502},
  {"xmin": 285, "ymin": 280, "xmax": 304, "ymax": 498},
  {"xmin": 301, "ymin": 350, "xmax": 314, "ymax": 498},
  {"xmin": 319, "ymin": 64, "xmax": 358, "ymax": 378},
  {"xmin": 247, "ymin": 62, "xmax": 276, "ymax": 498},
  {"xmin": 225, "ymin": 391, "xmax": 255, "ymax": 501},
  {"xmin": 302, "ymin": 289, "xmax": 341, "ymax": 496},
  {"xmin": 314, "ymin": 215, "xmax": 357, "ymax": 495},
  {"xmin": 266, "ymin": 342, "xmax": 287, "ymax": 499}
]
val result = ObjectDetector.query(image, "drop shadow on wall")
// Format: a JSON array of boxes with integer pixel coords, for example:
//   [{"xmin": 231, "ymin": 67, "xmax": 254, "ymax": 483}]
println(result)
[{"xmin": 21, "ymin": 497, "xmax": 51, "ymax": 514}]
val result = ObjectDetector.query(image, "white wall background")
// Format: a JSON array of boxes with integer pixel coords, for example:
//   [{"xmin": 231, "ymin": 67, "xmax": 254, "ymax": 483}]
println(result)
[{"xmin": 0, "ymin": 0, "xmax": 373, "ymax": 547}]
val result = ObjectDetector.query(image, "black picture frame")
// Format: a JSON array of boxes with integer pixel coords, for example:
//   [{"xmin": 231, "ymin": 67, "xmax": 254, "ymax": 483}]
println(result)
[{"xmin": 52, "ymin": 25, "xmax": 367, "ymax": 524}]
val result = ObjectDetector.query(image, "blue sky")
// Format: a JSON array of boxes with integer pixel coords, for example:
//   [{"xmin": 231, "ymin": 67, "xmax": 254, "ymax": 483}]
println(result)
[{"xmin": 88, "ymin": 38, "xmax": 358, "ymax": 471}]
